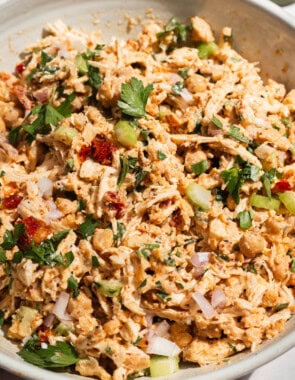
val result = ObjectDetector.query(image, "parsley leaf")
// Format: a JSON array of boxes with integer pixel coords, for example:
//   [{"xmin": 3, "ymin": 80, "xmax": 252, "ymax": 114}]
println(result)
[
  {"xmin": 0, "ymin": 170, "xmax": 5, "ymax": 178},
  {"xmin": 64, "ymin": 251, "xmax": 74, "ymax": 267},
  {"xmin": 0, "ymin": 310, "xmax": 4, "ymax": 326},
  {"xmin": 226, "ymin": 125, "xmax": 249, "ymax": 144},
  {"xmin": 291, "ymin": 258, "xmax": 295, "ymax": 273},
  {"xmin": 1, "ymin": 224, "xmax": 25, "ymax": 250},
  {"xmin": 261, "ymin": 168, "xmax": 276, "ymax": 199},
  {"xmin": 157, "ymin": 17, "xmax": 188, "ymax": 42},
  {"xmin": 157, "ymin": 150, "xmax": 167, "ymax": 160},
  {"xmin": 172, "ymin": 81, "xmax": 183, "ymax": 95},
  {"xmin": 211, "ymin": 115, "xmax": 223, "ymax": 129},
  {"xmin": 77, "ymin": 215, "xmax": 99, "ymax": 239},
  {"xmin": 191, "ymin": 159, "xmax": 208, "ymax": 175},
  {"xmin": 117, "ymin": 156, "xmax": 138, "ymax": 188},
  {"xmin": 92, "ymin": 255, "xmax": 100, "ymax": 268},
  {"xmin": 67, "ymin": 275, "xmax": 80, "ymax": 298},
  {"xmin": 118, "ymin": 77, "xmax": 153, "ymax": 118},
  {"xmin": 18, "ymin": 337, "xmax": 79, "ymax": 368},
  {"xmin": 0, "ymin": 249, "xmax": 7, "ymax": 263},
  {"xmin": 113, "ymin": 222, "xmax": 126, "ymax": 245},
  {"xmin": 237, "ymin": 210, "xmax": 252, "ymax": 229},
  {"xmin": 136, "ymin": 243, "xmax": 160, "ymax": 259},
  {"xmin": 274, "ymin": 303, "xmax": 289, "ymax": 312},
  {"xmin": 156, "ymin": 292, "xmax": 171, "ymax": 302},
  {"xmin": 178, "ymin": 67, "xmax": 189, "ymax": 79}
]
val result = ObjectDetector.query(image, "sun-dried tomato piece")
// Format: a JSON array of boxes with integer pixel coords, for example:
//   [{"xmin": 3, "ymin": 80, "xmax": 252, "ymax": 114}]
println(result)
[
  {"xmin": 24, "ymin": 216, "xmax": 41, "ymax": 237},
  {"xmin": 272, "ymin": 180, "xmax": 292, "ymax": 194},
  {"xmin": 78, "ymin": 145, "xmax": 92, "ymax": 162},
  {"xmin": 91, "ymin": 135, "xmax": 117, "ymax": 165},
  {"xmin": 3, "ymin": 194, "xmax": 23, "ymax": 209},
  {"xmin": 103, "ymin": 191, "xmax": 125, "ymax": 219},
  {"xmin": 15, "ymin": 63, "xmax": 25, "ymax": 75}
]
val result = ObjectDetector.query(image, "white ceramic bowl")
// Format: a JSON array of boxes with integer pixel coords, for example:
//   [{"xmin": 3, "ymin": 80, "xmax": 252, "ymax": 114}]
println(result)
[{"xmin": 0, "ymin": 1, "xmax": 294, "ymax": 379}]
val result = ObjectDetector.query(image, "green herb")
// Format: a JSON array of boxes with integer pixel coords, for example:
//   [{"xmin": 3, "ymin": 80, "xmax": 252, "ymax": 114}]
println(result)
[
  {"xmin": 24, "ymin": 230, "xmax": 70, "ymax": 267},
  {"xmin": 176, "ymin": 282, "xmax": 184, "ymax": 289},
  {"xmin": 274, "ymin": 303, "xmax": 289, "ymax": 312},
  {"xmin": 18, "ymin": 336, "xmax": 79, "ymax": 368},
  {"xmin": 216, "ymin": 252, "xmax": 229, "ymax": 261},
  {"xmin": 113, "ymin": 222, "xmax": 126, "ymax": 245},
  {"xmin": 281, "ymin": 118, "xmax": 291, "ymax": 127},
  {"xmin": 221, "ymin": 162, "xmax": 260, "ymax": 203},
  {"xmin": 67, "ymin": 275, "xmax": 80, "ymax": 298},
  {"xmin": 291, "ymin": 258, "xmax": 295, "ymax": 273},
  {"xmin": 136, "ymin": 243, "xmax": 160, "ymax": 259},
  {"xmin": 64, "ymin": 251, "xmax": 74, "ymax": 267},
  {"xmin": 0, "ymin": 310, "xmax": 4, "ymax": 326},
  {"xmin": 191, "ymin": 160, "xmax": 208, "ymax": 176},
  {"xmin": 65, "ymin": 158, "xmax": 74, "ymax": 173},
  {"xmin": 197, "ymin": 41, "xmax": 219, "ymax": 59},
  {"xmin": 156, "ymin": 292, "xmax": 171, "ymax": 302},
  {"xmin": 157, "ymin": 17, "xmax": 188, "ymax": 42},
  {"xmin": 237, "ymin": 210, "xmax": 252, "ymax": 229},
  {"xmin": 172, "ymin": 81, "xmax": 183, "ymax": 95},
  {"xmin": 164, "ymin": 256, "xmax": 176, "ymax": 267},
  {"xmin": 132, "ymin": 336, "xmax": 142, "ymax": 346},
  {"xmin": 0, "ymin": 171, "xmax": 5, "ymax": 178},
  {"xmin": 92, "ymin": 255, "xmax": 100, "ymax": 267},
  {"xmin": 228, "ymin": 342, "xmax": 237, "ymax": 353},
  {"xmin": 87, "ymin": 65, "xmax": 103, "ymax": 91},
  {"xmin": 77, "ymin": 214, "xmax": 99, "ymax": 239},
  {"xmin": 117, "ymin": 156, "xmax": 138, "ymax": 188},
  {"xmin": 137, "ymin": 278, "xmax": 147, "ymax": 289},
  {"xmin": 95, "ymin": 279, "xmax": 122, "ymax": 297},
  {"xmin": 1, "ymin": 223, "xmax": 25, "ymax": 250},
  {"xmin": 75, "ymin": 47, "xmax": 103, "ymax": 92},
  {"xmin": 40, "ymin": 51, "xmax": 53, "ymax": 67},
  {"xmin": 0, "ymin": 249, "xmax": 6, "ymax": 263},
  {"xmin": 261, "ymin": 168, "xmax": 276, "ymax": 199},
  {"xmin": 12, "ymin": 251, "xmax": 23, "ymax": 264},
  {"xmin": 226, "ymin": 125, "xmax": 249, "ymax": 144},
  {"xmin": 211, "ymin": 115, "xmax": 223, "ymax": 129},
  {"xmin": 105, "ymin": 346, "xmax": 113, "ymax": 355},
  {"xmin": 246, "ymin": 262, "xmax": 257, "ymax": 274},
  {"xmin": 139, "ymin": 128, "xmax": 151, "ymax": 144},
  {"xmin": 155, "ymin": 280, "xmax": 163, "ymax": 289},
  {"xmin": 134, "ymin": 168, "xmax": 147, "ymax": 189},
  {"xmin": 10, "ymin": 93, "xmax": 76, "ymax": 144},
  {"xmin": 77, "ymin": 199, "xmax": 86, "ymax": 211},
  {"xmin": 178, "ymin": 68, "xmax": 189, "ymax": 79},
  {"xmin": 157, "ymin": 150, "xmax": 167, "ymax": 160},
  {"xmin": 118, "ymin": 77, "xmax": 153, "ymax": 118}
]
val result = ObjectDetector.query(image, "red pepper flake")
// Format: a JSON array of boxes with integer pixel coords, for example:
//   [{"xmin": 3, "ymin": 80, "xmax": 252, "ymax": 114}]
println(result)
[
  {"xmin": 3, "ymin": 194, "xmax": 23, "ymax": 209},
  {"xmin": 272, "ymin": 180, "xmax": 292, "ymax": 194},
  {"xmin": 15, "ymin": 63, "xmax": 25, "ymax": 75},
  {"xmin": 104, "ymin": 191, "xmax": 125, "ymax": 219},
  {"xmin": 38, "ymin": 326, "xmax": 52, "ymax": 342},
  {"xmin": 170, "ymin": 210, "xmax": 183, "ymax": 228},
  {"xmin": 91, "ymin": 135, "xmax": 117, "ymax": 165},
  {"xmin": 24, "ymin": 216, "xmax": 41, "ymax": 237}
]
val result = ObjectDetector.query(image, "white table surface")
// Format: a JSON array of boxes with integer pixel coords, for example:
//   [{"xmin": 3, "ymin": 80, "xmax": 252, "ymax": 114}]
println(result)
[{"xmin": 0, "ymin": 1, "xmax": 295, "ymax": 379}]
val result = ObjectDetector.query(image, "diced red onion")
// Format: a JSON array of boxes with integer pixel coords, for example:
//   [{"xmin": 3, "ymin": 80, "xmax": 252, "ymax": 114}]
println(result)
[
  {"xmin": 169, "ymin": 73, "xmax": 182, "ymax": 84},
  {"xmin": 147, "ymin": 336, "xmax": 181, "ymax": 357},
  {"xmin": 38, "ymin": 178, "xmax": 53, "ymax": 198},
  {"xmin": 211, "ymin": 289, "xmax": 227, "ymax": 309},
  {"xmin": 43, "ymin": 313, "xmax": 55, "ymax": 327},
  {"xmin": 191, "ymin": 252, "xmax": 210, "ymax": 267},
  {"xmin": 52, "ymin": 292, "xmax": 72, "ymax": 321},
  {"xmin": 145, "ymin": 313, "xmax": 154, "ymax": 328},
  {"xmin": 210, "ymin": 128, "xmax": 224, "ymax": 137},
  {"xmin": 192, "ymin": 292, "xmax": 215, "ymax": 319},
  {"xmin": 154, "ymin": 320, "xmax": 170, "ymax": 337}
]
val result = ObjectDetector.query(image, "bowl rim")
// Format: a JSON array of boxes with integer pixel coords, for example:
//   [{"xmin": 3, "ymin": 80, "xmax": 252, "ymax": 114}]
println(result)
[{"xmin": 0, "ymin": 0, "xmax": 294, "ymax": 379}]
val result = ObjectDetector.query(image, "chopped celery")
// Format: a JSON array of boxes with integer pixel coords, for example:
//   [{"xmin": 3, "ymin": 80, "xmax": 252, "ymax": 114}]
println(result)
[
  {"xmin": 55, "ymin": 322, "xmax": 73, "ymax": 336},
  {"xmin": 186, "ymin": 182, "xmax": 211, "ymax": 210},
  {"xmin": 150, "ymin": 356, "xmax": 179, "ymax": 377},
  {"xmin": 95, "ymin": 279, "xmax": 122, "ymax": 297},
  {"xmin": 250, "ymin": 194, "xmax": 280, "ymax": 210},
  {"xmin": 278, "ymin": 191, "xmax": 295, "ymax": 214},
  {"xmin": 197, "ymin": 42, "xmax": 218, "ymax": 59},
  {"xmin": 114, "ymin": 120, "xmax": 137, "ymax": 147},
  {"xmin": 15, "ymin": 306, "xmax": 38, "ymax": 336},
  {"xmin": 52, "ymin": 125, "xmax": 78, "ymax": 145}
]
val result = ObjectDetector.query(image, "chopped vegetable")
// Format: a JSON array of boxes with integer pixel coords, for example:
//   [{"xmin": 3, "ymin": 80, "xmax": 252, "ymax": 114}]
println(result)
[
  {"xmin": 18, "ymin": 336, "xmax": 79, "ymax": 368},
  {"xmin": 157, "ymin": 17, "xmax": 188, "ymax": 42},
  {"xmin": 262, "ymin": 168, "xmax": 276, "ymax": 198},
  {"xmin": 237, "ymin": 211, "xmax": 252, "ymax": 229},
  {"xmin": 95, "ymin": 279, "xmax": 122, "ymax": 297},
  {"xmin": 67, "ymin": 275, "xmax": 80, "ymax": 298},
  {"xmin": 77, "ymin": 215, "xmax": 99, "ymax": 239},
  {"xmin": 114, "ymin": 120, "xmax": 137, "ymax": 147},
  {"xmin": 250, "ymin": 194, "xmax": 280, "ymax": 210},
  {"xmin": 52, "ymin": 125, "xmax": 78, "ymax": 145},
  {"xmin": 172, "ymin": 81, "xmax": 184, "ymax": 95},
  {"xmin": 211, "ymin": 115, "xmax": 223, "ymax": 129},
  {"xmin": 118, "ymin": 77, "xmax": 153, "ymax": 118},
  {"xmin": 272, "ymin": 180, "xmax": 292, "ymax": 194},
  {"xmin": 274, "ymin": 303, "xmax": 289, "ymax": 312},
  {"xmin": 150, "ymin": 356, "xmax": 179, "ymax": 377},
  {"xmin": 226, "ymin": 125, "xmax": 249, "ymax": 144},
  {"xmin": 191, "ymin": 160, "xmax": 208, "ymax": 175},
  {"xmin": 197, "ymin": 41, "xmax": 218, "ymax": 59},
  {"xmin": 278, "ymin": 191, "xmax": 295, "ymax": 214},
  {"xmin": 186, "ymin": 182, "xmax": 211, "ymax": 210},
  {"xmin": 157, "ymin": 150, "xmax": 167, "ymax": 160}
]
